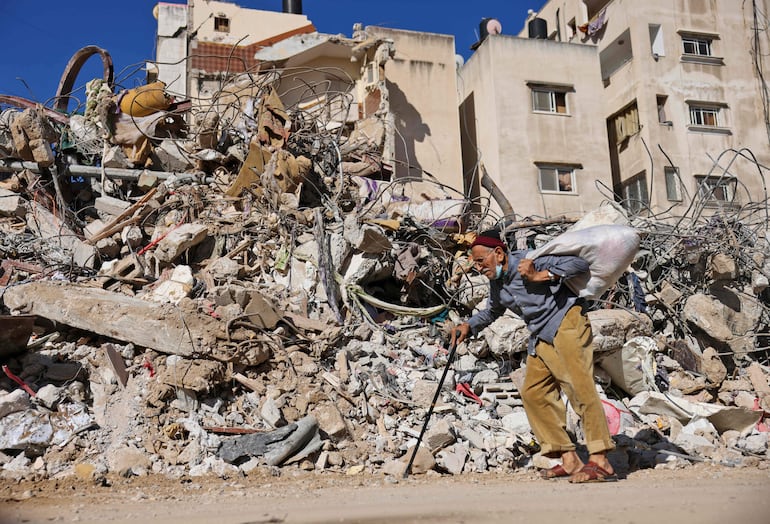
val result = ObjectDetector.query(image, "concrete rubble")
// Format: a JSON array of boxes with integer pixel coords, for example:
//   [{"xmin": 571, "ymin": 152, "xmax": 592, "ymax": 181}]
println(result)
[{"xmin": 1, "ymin": 45, "xmax": 769, "ymax": 484}]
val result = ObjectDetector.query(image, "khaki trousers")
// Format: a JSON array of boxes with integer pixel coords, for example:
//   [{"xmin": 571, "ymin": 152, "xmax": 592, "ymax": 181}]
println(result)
[{"xmin": 520, "ymin": 305, "xmax": 615, "ymax": 456}]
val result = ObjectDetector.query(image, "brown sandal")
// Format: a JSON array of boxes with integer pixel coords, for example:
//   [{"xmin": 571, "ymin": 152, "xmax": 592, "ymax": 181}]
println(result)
[
  {"xmin": 568, "ymin": 461, "xmax": 618, "ymax": 483},
  {"xmin": 540, "ymin": 464, "xmax": 571, "ymax": 479}
]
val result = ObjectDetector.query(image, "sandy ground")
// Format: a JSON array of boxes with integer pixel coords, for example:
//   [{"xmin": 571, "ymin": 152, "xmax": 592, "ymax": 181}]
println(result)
[{"xmin": 0, "ymin": 463, "xmax": 768, "ymax": 524}]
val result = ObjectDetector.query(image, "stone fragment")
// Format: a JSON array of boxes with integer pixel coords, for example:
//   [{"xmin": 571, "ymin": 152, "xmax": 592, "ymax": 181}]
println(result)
[
  {"xmin": 160, "ymin": 356, "xmax": 224, "ymax": 392},
  {"xmin": 344, "ymin": 215, "xmax": 392, "ymax": 254},
  {"xmin": 155, "ymin": 223, "xmax": 209, "ymax": 263},
  {"xmin": 739, "ymin": 433, "xmax": 768, "ymax": 454},
  {"xmin": 108, "ymin": 445, "xmax": 151, "ymax": 476},
  {"xmin": 425, "ymin": 418, "xmax": 455, "ymax": 451},
  {"xmin": 0, "ymin": 389, "xmax": 30, "ymax": 418},
  {"xmin": 459, "ymin": 428, "xmax": 486, "ymax": 450},
  {"xmin": 83, "ymin": 219, "xmax": 108, "ymax": 241},
  {"xmin": 102, "ymin": 145, "xmax": 132, "ymax": 168},
  {"xmin": 0, "ymin": 188, "xmax": 26, "ymax": 217},
  {"xmin": 700, "ymin": 347, "xmax": 727, "ymax": 386},
  {"xmin": 207, "ymin": 256, "xmax": 243, "ymax": 280},
  {"xmin": 153, "ymin": 139, "xmax": 194, "ymax": 172},
  {"xmin": 261, "ymin": 397, "xmax": 285, "ymax": 428},
  {"xmin": 96, "ymin": 237, "xmax": 120, "ymax": 258},
  {"xmin": 33, "ymin": 384, "xmax": 63, "ymax": 410},
  {"xmin": 147, "ymin": 265, "xmax": 194, "ymax": 304},
  {"xmin": 501, "ymin": 410, "xmax": 532, "ymax": 434},
  {"xmin": 121, "ymin": 225, "xmax": 144, "ymax": 248},
  {"xmin": 314, "ymin": 404, "xmax": 347, "ymax": 438},
  {"xmin": 402, "ymin": 445, "xmax": 435, "ymax": 474},
  {"xmin": 436, "ymin": 443, "xmax": 468, "ymax": 475},
  {"xmin": 668, "ymin": 370, "xmax": 707, "ymax": 394},
  {"xmin": 710, "ymin": 253, "xmax": 737, "ymax": 280},
  {"xmin": 588, "ymin": 309, "xmax": 652, "ymax": 353},
  {"xmin": 95, "ymin": 195, "xmax": 131, "ymax": 217},
  {"xmin": 683, "ymin": 294, "xmax": 733, "ymax": 342}
]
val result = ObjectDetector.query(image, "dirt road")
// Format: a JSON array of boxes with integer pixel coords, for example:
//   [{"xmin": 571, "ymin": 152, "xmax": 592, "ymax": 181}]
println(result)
[{"xmin": 1, "ymin": 463, "xmax": 768, "ymax": 524}]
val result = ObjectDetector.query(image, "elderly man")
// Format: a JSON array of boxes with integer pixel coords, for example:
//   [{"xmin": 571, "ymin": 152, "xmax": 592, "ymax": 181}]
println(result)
[{"xmin": 451, "ymin": 230, "xmax": 617, "ymax": 482}]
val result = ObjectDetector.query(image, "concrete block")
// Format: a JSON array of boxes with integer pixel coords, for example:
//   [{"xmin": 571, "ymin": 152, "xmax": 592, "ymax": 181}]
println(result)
[
  {"xmin": 425, "ymin": 418, "xmax": 455, "ymax": 451},
  {"xmin": 155, "ymin": 223, "xmax": 209, "ymax": 263},
  {"xmin": 95, "ymin": 195, "xmax": 130, "ymax": 217},
  {"xmin": 0, "ymin": 188, "xmax": 26, "ymax": 217},
  {"xmin": 314, "ymin": 404, "xmax": 347, "ymax": 438},
  {"xmin": 0, "ymin": 389, "xmax": 30, "ymax": 418}
]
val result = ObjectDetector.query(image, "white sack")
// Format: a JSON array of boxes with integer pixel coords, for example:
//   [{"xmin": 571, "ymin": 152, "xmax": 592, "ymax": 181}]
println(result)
[{"xmin": 528, "ymin": 224, "xmax": 640, "ymax": 299}]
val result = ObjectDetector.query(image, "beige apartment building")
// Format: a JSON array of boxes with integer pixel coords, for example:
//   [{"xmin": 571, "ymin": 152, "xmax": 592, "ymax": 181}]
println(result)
[
  {"xmin": 458, "ymin": 33, "xmax": 614, "ymax": 221},
  {"xmin": 502, "ymin": 0, "xmax": 770, "ymax": 219}
]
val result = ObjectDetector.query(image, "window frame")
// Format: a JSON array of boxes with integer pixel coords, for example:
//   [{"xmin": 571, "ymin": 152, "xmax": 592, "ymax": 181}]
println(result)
[
  {"xmin": 682, "ymin": 36, "xmax": 712, "ymax": 56},
  {"xmin": 664, "ymin": 166, "xmax": 682, "ymax": 202},
  {"xmin": 537, "ymin": 164, "xmax": 578, "ymax": 194},
  {"xmin": 689, "ymin": 105, "xmax": 719, "ymax": 126},
  {"xmin": 214, "ymin": 16, "xmax": 230, "ymax": 33},
  {"xmin": 621, "ymin": 172, "xmax": 649, "ymax": 214},
  {"xmin": 531, "ymin": 89, "xmax": 568, "ymax": 114},
  {"xmin": 527, "ymin": 82, "xmax": 573, "ymax": 115},
  {"xmin": 695, "ymin": 175, "xmax": 737, "ymax": 206},
  {"xmin": 678, "ymin": 30, "xmax": 723, "ymax": 65}
]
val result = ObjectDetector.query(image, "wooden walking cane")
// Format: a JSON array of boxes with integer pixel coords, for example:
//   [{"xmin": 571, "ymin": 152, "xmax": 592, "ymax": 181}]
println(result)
[{"xmin": 402, "ymin": 332, "xmax": 460, "ymax": 478}]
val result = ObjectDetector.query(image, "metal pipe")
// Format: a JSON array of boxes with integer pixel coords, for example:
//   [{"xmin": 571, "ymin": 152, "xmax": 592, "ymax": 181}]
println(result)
[
  {"xmin": 282, "ymin": 0, "xmax": 302, "ymax": 14},
  {"xmin": 0, "ymin": 160, "xmax": 210, "ymax": 183}
]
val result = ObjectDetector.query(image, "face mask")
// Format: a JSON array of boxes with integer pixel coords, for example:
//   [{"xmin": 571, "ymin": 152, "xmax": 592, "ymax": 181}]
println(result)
[{"xmin": 495, "ymin": 264, "xmax": 503, "ymax": 280}]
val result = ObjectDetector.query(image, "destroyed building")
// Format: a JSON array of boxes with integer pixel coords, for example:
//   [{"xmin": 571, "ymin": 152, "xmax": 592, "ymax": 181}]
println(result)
[{"xmin": 0, "ymin": 0, "xmax": 768, "ymax": 482}]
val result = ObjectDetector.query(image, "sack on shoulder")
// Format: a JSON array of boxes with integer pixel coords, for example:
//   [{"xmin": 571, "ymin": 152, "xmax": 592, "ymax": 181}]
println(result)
[{"xmin": 527, "ymin": 224, "xmax": 640, "ymax": 299}]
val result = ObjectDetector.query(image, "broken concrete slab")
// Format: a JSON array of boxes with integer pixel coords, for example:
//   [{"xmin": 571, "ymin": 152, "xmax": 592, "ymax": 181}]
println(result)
[{"xmin": 3, "ymin": 281, "xmax": 220, "ymax": 356}]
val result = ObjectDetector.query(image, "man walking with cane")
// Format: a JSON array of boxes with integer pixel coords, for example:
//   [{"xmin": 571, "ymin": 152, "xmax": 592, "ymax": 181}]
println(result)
[{"xmin": 451, "ymin": 229, "xmax": 617, "ymax": 483}]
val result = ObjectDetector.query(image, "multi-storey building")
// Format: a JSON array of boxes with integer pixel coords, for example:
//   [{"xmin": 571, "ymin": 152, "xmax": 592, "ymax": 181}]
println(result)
[{"xmin": 514, "ymin": 0, "xmax": 770, "ymax": 220}]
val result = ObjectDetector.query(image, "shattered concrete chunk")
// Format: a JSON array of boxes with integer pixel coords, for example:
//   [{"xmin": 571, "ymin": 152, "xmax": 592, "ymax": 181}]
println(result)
[
  {"xmin": 313, "ymin": 404, "xmax": 347, "ymax": 439},
  {"xmin": 0, "ymin": 188, "xmax": 26, "ymax": 217},
  {"xmin": 683, "ymin": 294, "xmax": 733, "ymax": 342},
  {"xmin": 155, "ymin": 223, "xmax": 209, "ymax": 263},
  {"xmin": 0, "ymin": 389, "xmax": 30, "ymax": 418}
]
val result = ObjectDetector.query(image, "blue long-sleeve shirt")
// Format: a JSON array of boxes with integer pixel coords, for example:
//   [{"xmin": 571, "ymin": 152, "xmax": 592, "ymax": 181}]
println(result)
[{"xmin": 467, "ymin": 251, "xmax": 590, "ymax": 355}]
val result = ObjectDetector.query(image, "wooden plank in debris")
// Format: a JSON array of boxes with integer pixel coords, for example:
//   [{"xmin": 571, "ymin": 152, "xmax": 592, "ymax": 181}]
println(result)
[
  {"xmin": 103, "ymin": 344, "xmax": 129, "ymax": 387},
  {"xmin": 4, "ymin": 281, "xmax": 219, "ymax": 356}
]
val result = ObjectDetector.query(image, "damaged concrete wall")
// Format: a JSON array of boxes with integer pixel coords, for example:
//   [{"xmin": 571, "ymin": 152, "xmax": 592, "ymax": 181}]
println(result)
[{"xmin": 367, "ymin": 27, "xmax": 464, "ymax": 189}]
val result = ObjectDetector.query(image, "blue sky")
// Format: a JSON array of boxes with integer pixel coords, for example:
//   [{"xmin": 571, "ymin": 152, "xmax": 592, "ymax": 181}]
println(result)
[{"xmin": 0, "ymin": 0, "xmax": 545, "ymax": 109}]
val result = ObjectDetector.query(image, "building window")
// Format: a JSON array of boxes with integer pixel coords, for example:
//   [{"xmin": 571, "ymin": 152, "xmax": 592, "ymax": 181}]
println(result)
[
  {"xmin": 610, "ymin": 102, "xmax": 640, "ymax": 143},
  {"xmin": 214, "ymin": 16, "xmax": 230, "ymax": 33},
  {"xmin": 532, "ymin": 88, "xmax": 568, "ymax": 114},
  {"xmin": 689, "ymin": 105, "xmax": 720, "ymax": 126},
  {"xmin": 682, "ymin": 35, "xmax": 712, "ymax": 56},
  {"xmin": 657, "ymin": 95, "xmax": 669, "ymax": 124},
  {"xmin": 621, "ymin": 172, "xmax": 649, "ymax": 214},
  {"xmin": 695, "ymin": 175, "xmax": 736, "ymax": 204},
  {"xmin": 649, "ymin": 24, "xmax": 665, "ymax": 58},
  {"xmin": 665, "ymin": 167, "xmax": 682, "ymax": 201},
  {"xmin": 538, "ymin": 165, "xmax": 576, "ymax": 193}
]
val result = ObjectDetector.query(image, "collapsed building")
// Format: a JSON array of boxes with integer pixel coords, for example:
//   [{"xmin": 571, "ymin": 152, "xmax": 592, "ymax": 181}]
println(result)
[{"xmin": 0, "ymin": 0, "xmax": 768, "ymax": 482}]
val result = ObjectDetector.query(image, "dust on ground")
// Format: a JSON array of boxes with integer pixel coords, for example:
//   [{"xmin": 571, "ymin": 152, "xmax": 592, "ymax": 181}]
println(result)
[{"xmin": 1, "ymin": 462, "xmax": 768, "ymax": 524}]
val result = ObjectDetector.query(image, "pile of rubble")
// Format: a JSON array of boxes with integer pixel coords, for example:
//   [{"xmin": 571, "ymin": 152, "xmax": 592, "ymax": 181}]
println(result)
[{"xmin": 0, "ymin": 49, "xmax": 768, "ymax": 482}]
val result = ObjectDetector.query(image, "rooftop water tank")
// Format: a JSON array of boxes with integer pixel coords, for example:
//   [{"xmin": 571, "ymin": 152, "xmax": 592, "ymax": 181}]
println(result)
[{"xmin": 528, "ymin": 17, "xmax": 548, "ymax": 39}]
